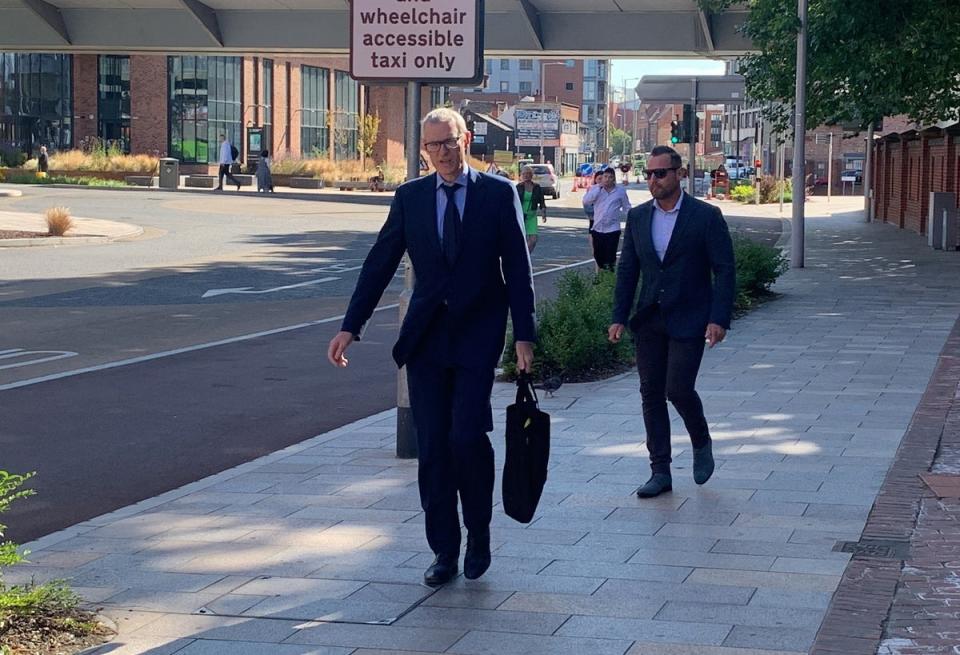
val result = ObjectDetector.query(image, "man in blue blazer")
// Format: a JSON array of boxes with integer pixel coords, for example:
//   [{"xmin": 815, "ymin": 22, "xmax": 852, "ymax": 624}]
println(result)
[
  {"xmin": 328, "ymin": 108, "xmax": 536, "ymax": 585},
  {"xmin": 609, "ymin": 145, "xmax": 736, "ymax": 499}
]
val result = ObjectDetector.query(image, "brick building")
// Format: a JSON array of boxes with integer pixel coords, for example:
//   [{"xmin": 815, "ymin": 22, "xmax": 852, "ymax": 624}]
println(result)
[
  {"xmin": 0, "ymin": 51, "xmax": 428, "ymax": 173},
  {"xmin": 872, "ymin": 122, "xmax": 960, "ymax": 237}
]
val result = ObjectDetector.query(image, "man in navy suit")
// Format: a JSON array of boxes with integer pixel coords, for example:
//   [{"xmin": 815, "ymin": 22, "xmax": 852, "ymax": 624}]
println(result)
[
  {"xmin": 328, "ymin": 108, "xmax": 536, "ymax": 585},
  {"xmin": 609, "ymin": 145, "xmax": 735, "ymax": 499}
]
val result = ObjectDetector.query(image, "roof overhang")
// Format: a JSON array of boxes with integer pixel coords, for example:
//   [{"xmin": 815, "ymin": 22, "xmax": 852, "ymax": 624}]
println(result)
[{"xmin": 0, "ymin": 0, "xmax": 752, "ymax": 57}]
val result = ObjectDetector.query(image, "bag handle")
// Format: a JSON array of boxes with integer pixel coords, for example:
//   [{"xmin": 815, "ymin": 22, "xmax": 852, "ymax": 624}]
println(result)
[{"xmin": 515, "ymin": 371, "xmax": 539, "ymax": 406}]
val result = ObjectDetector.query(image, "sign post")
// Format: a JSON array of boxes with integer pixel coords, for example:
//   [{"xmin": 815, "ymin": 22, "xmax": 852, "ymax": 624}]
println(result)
[{"xmin": 350, "ymin": 0, "xmax": 484, "ymax": 459}]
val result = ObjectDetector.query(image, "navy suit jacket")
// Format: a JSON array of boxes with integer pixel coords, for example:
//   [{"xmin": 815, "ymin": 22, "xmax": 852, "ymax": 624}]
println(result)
[
  {"xmin": 613, "ymin": 193, "xmax": 736, "ymax": 338},
  {"xmin": 341, "ymin": 168, "xmax": 537, "ymax": 369}
]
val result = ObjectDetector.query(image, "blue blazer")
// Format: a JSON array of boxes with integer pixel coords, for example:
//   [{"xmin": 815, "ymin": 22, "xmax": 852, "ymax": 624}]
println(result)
[
  {"xmin": 342, "ymin": 168, "xmax": 537, "ymax": 369},
  {"xmin": 613, "ymin": 193, "xmax": 736, "ymax": 338}
]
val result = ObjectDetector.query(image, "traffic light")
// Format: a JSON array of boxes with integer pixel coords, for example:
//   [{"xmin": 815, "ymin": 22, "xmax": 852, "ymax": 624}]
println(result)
[{"xmin": 670, "ymin": 118, "xmax": 682, "ymax": 144}]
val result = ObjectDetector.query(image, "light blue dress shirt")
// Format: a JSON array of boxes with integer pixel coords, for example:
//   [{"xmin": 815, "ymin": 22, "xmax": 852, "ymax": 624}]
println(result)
[{"xmin": 651, "ymin": 190, "xmax": 684, "ymax": 261}]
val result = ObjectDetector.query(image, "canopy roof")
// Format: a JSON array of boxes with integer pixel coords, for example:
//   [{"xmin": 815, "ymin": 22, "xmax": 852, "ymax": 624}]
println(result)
[{"xmin": 0, "ymin": 0, "xmax": 750, "ymax": 56}]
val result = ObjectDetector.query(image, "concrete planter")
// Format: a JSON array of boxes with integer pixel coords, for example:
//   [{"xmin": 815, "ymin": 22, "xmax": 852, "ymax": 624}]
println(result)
[
  {"xmin": 125, "ymin": 175, "xmax": 157, "ymax": 187},
  {"xmin": 185, "ymin": 175, "xmax": 217, "ymax": 188},
  {"xmin": 289, "ymin": 177, "xmax": 324, "ymax": 189}
]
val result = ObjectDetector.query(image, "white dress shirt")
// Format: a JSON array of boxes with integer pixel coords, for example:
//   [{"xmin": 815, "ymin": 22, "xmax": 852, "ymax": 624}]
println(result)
[
  {"xmin": 651, "ymin": 191, "xmax": 685, "ymax": 261},
  {"xmin": 582, "ymin": 184, "xmax": 631, "ymax": 233}
]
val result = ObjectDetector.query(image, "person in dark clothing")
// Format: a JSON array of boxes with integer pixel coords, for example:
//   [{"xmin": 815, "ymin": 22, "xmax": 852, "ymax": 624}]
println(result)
[
  {"xmin": 37, "ymin": 146, "xmax": 49, "ymax": 174},
  {"xmin": 609, "ymin": 145, "xmax": 736, "ymax": 499},
  {"xmin": 216, "ymin": 134, "xmax": 241, "ymax": 191}
]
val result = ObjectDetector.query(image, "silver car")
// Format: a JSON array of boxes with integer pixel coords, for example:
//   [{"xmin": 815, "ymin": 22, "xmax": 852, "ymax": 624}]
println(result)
[{"xmin": 530, "ymin": 164, "xmax": 559, "ymax": 199}]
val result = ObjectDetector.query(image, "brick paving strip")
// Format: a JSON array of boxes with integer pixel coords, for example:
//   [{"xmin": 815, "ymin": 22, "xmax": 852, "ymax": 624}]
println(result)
[{"xmin": 811, "ymin": 317, "xmax": 960, "ymax": 655}]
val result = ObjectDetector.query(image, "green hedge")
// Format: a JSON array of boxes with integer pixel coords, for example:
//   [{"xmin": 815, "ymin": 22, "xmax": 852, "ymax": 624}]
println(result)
[{"xmin": 502, "ymin": 236, "xmax": 787, "ymax": 381}]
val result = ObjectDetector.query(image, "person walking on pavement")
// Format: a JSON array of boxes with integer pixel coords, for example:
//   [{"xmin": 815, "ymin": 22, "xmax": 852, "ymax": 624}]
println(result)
[
  {"xmin": 327, "ymin": 107, "xmax": 537, "ymax": 587},
  {"xmin": 582, "ymin": 167, "xmax": 631, "ymax": 271},
  {"xmin": 608, "ymin": 145, "xmax": 736, "ymax": 499},
  {"xmin": 516, "ymin": 165, "xmax": 547, "ymax": 254},
  {"xmin": 216, "ymin": 134, "xmax": 241, "ymax": 191}
]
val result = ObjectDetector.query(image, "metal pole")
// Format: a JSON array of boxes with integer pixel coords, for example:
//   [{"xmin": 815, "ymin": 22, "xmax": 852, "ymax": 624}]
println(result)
[
  {"xmin": 539, "ymin": 61, "xmax": 545, "ymax": 164},
  {"xmin": 827, "ymin": 132, "xmax": 833, "ymax": 203},
  {"xmin": 397, "ymin": 81, "xmax": 421, "ymax": 459},
  {"xmin": 791, "ymin": 0, "xmax": 808, "ymax": 268},
  {"xmin": 779, "ymin": 140, "xmax": 785, "ymax": 214},
  {"xmin": 754, "ymin": 120, "xmax": 762, "ymax": 205},
  {"xmin": 687, "ymin": 80, "xmax": 697, "ymax": 196},
  {"xmin": 864, "ymin": 122, "xmax": 875, "ymax": 222}
]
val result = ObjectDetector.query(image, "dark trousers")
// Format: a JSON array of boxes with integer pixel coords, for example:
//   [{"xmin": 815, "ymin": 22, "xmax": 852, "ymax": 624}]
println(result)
[
  {"xmin": 405, "ymin": 318, "xmax": 496, "ymax": 557},
  {"xmin": 634, "ymin": 309, "xmax": 710, "ymax": 474},
  {"xmin": 591, "ymin": 229, "xmax": 620, "ymax": 271},
  {"xmin": 218, "ymin": 164, "xmax": 240, "ymax": 189}
]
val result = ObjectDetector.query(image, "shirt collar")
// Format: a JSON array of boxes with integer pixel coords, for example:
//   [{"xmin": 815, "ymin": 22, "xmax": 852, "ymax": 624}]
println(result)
[
  {"xmin": 436, "ymin": 162, "xmax": 470, "ymax": 189},
  {"xmin": 653, "ymin": 190, "xmax": 684, "ymax": 215}
]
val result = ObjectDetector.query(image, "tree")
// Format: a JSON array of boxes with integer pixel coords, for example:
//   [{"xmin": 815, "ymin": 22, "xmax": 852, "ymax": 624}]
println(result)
[
  {"xmin": 609, "ymin": 127, "xmax": 632, "ymax": 158},
  {"xmin": 358, "ymin": 112, "xmax": 381, "ymax": 163},
  {"xmin": 700, "ymin": 0, "xmax": 960, "ymax": 132}
]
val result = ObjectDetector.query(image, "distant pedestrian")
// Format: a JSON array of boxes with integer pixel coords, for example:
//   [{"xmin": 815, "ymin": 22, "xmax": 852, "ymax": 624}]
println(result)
[
  {"xmin": 516, "ymin": 165, "xmax": 547, "ymax": 254},
  {"xmin": 582, "ymin": 167, "xmax": 631, "ymax": 271},
  {"xmin": 584, "ymin": 169, "xmax": 604, "ymax": 267},
  {"xmin": 37, "ymin": 145, "xmax": 49, "ymax": 175},
  {"xmin": 216, "ymin": 134, "xmax": 241, "ymax": 191},
  {"xmin": 256, "ymin": 149, "xmax": 274, "ymax": 193},
  {"xmin": 608, "ymin": 145, "xmax": 736, "ymax": 499}
]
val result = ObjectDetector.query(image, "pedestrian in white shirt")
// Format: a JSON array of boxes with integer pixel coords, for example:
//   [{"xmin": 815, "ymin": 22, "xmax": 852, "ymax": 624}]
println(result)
[
  {"xmin": 216, "ymin": 134, "xmax": 242, "ymax": 191},
  {"xmin": 582, "ymin": 167, "xmax": 631, "ymax": 270}
]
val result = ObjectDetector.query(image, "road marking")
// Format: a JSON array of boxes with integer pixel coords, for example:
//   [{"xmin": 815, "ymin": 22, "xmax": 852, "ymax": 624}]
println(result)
[
  {"xmin": 0, "ymin": 350, "xmax": 78, "ymax": 370},
  {"xmin": 202, "ymin": 277, "xmax": 339, "ymax": 298},
  {"xmin": 1, "ymin": 257, "xmax": 595, "ymax": 392}
]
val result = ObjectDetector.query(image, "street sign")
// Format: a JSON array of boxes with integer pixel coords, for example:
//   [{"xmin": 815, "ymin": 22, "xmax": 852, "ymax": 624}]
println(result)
[
  {"xmin": 350, "ymin": 0, "xmax": 483, "ymax": 83},
  {"xmin": 635, "ymin": 75, "xmax": 746, "ymax": 104}
]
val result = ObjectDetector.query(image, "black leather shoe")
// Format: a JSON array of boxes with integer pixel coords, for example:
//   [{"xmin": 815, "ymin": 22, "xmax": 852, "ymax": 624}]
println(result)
[
  {"xmin": 636, "ymin": 473, "xmax": 673, "ymax": 498},
  {"xmin": 693, "ymin": 441, "xmax": 715, "ymax": 485},
  {"xmin": 423, "ymin": 553, "xmax": 458, "ymax": 587},
  {"xmin": 463, "ymin": 530, "xmax": 491, "ymax": 580}
]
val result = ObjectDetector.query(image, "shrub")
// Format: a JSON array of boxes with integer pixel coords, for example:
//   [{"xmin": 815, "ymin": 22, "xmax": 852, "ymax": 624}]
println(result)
[
  {"xmin": 45, "ymin": 206, "xmax": 73, "ymax": 236},
  {"xmin": 729, "ymin": 176, "xmax": 792, "ymax": 204},
  {"xmin": 22, "ymin": 149, "xmax": 158, "ymax": 174},
  {"xmin": 503, "ymin": 269, "xmax": 634, "ymax": 381},
  {"xmin": 0, "ymin": 147, "xmax": 27, "ymax": 168},
  {"xmin": 732, "ymin": 234, "xmax": 788, "ymax": 310},
  {"xmin": 0, "ymin": 471, "xmax": 35, "ymax": 582}
]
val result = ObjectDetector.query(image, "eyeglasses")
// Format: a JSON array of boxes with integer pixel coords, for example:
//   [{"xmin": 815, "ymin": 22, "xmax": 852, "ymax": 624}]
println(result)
[
  {"xmin": 643, "ymin": 167, "xmax": 680, "ymax": 179},
  {"xmin": 423, "ymin": 137, "xmax": 462, "ymax": 153}
]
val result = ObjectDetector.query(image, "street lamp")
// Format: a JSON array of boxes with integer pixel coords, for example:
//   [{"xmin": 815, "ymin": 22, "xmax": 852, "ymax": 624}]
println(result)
[
  {"xmin": 615, "ymin": 113, "xmax": 623, "ymax": 157},
  {"xmin": 539, "ymin": 61, "xmax": 567, "ymax": 164}
]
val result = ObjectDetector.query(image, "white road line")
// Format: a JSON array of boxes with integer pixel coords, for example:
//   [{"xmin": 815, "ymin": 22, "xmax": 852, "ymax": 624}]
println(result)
[
  {"xmin": 0, "ymin": 257, "xmax": 595, "ymax": 392},
  {"xmin": 0, "ymin": 350, "xmax": 78, "ymax": 370},
  {"xmin": 0, "ymin": 349, "xmax": 24, "ymax": 356},
  {"xmin": 201, "ymin": 277, "xmax": 339, "ymax": 298}
]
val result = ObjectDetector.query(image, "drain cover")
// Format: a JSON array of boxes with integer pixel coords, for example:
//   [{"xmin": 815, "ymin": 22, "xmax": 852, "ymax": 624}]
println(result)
[{"xmin": 833, "ymin": 538, "xmax": 911, "ymax": 560}]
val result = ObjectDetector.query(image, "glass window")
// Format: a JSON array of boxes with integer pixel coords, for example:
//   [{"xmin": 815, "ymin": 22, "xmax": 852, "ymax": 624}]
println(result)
[
  {"xmin": 0, "ymin": 53, "xmax": 72, "ymax": 157},
  {"xmin": 565, "ymin": 82, "xmax": 574, "ymax": 91},
  {"xmin": 500, "ymin": 81, "xmax": 509, "ymax": 92},
  {"xmin": 334, "ymin": 70, "xmax": 359, "ymax": 160},
  {"xmin": 262, "ymin": 58, "xmax": 273, "ymax": 137},
  {"xmin": 519, "ymin": 59, "xmax": 533, "ymax": 71},
  {"xmin": 519, "ymin": 81, "xmax": 531, "ymax": 95},
  {"xmin": 485, "ymin": 59, "xmax": 493, "ymax": 74},
  {"xmin": 98, "ymin": 55, "xmax": 130, "ymax": 152},
  {"xmin": 168, "ymin": 55, "xmax": 240, "ymax": 164},
  {"xmin": 500, "ymin": 59, "xmax": 510, "ymax": 71},
  {"xmin": 301, "ymin": 64, "xmax": 328, "ymax": 157}
]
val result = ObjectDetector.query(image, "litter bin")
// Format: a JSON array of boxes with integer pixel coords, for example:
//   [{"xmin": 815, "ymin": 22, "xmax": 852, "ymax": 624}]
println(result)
[{"xmin": 159, "ymin": 157, "xmax": 180, "ymax": 189}]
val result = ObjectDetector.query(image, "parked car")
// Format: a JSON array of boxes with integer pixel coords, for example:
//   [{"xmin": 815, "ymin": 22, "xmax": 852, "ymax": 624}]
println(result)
[
  {"xmin": 530, "ymin": 163, "xmax": 559, "ymax": 199},
  {"xmin": 841, "ymin": 170, "xmax": 863, "ymax": 184}
]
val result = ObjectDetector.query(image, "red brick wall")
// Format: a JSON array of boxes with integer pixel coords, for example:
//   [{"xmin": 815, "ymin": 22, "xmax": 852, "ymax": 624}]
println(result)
[
  {"xmin": 542, "ymin": 60, "xmax": 583, "ymax": 107},
  {"xmin": 72, "ymin": 55, "xmax": 98, "ymax": 148},
  {"xmin": 130, "ymin": 55, "xmax": 167, "ymax": 157}
]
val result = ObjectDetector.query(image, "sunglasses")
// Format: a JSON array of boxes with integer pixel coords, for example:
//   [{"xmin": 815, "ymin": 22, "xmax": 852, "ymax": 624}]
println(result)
[
  {"xmin": 643, "ymin": 167, "xmax": 680, "ymax": 179},
  {"xmin": 423, "ymin": 137, "xmax": 462, "ymax": 153}
]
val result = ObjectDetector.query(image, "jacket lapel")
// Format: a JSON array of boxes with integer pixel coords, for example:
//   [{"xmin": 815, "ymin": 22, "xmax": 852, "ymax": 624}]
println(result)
[
  {"xmin": 637, "ymin": 203, "xmax": 658, "ymax": 263},
  {"xmin": 661, "ymin": 193, "xmax": 693, "ymax": 266},
  {"xmin": 426, "ymin": 173, "xmax": 444, "ymax": 259}
]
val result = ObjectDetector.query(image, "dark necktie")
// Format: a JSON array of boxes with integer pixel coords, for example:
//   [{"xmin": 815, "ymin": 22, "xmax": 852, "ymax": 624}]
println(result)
[{"xmin": 441, "ymin": 182, "xmax": 462, "ymax": 268}]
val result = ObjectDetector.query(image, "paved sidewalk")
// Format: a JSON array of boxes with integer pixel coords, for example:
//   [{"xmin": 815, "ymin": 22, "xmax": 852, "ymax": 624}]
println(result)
[{"xmin": 10, "ymin": 203, "xmax": 960, "ymax": 655}]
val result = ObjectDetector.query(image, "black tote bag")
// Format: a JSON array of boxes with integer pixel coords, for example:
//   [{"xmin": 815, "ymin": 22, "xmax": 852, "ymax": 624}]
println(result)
[{"xmin": 502, "ymin": 373, "xmax": 550, "ymax": 523}]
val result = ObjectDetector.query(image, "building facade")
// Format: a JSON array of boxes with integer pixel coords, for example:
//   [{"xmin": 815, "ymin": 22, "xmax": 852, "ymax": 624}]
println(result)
[{"xmin": 0, "ymin": 52, "xmax": 442, "ymax": 173}]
